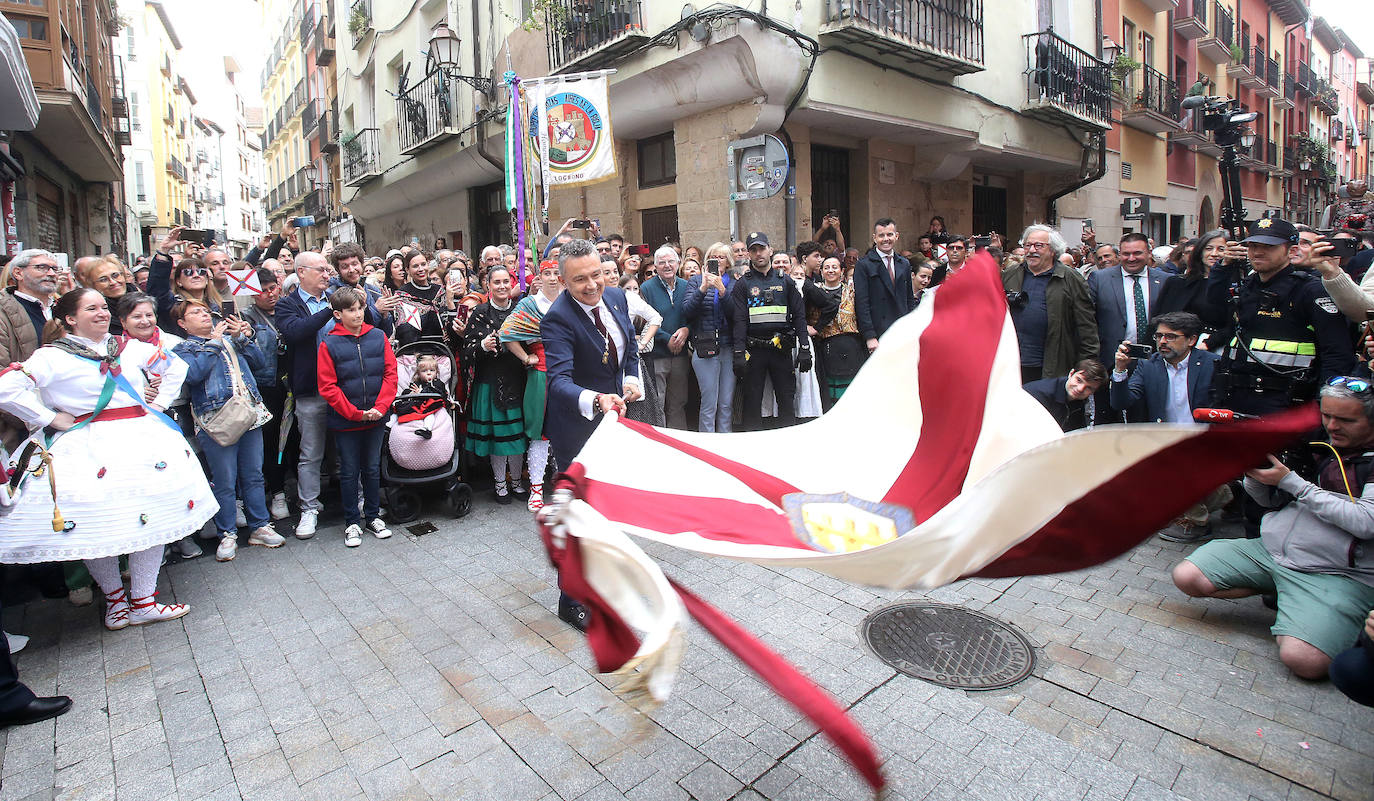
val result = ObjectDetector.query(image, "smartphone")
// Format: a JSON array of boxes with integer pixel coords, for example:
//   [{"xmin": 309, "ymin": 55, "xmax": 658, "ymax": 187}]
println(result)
[
  {"xmin": 1124, "ymin": 343, "xmax": 1154, "ymax": 359},
  {"xmin": 706, "ymin": 258, "xmax": 721, "ymax": 275},
  {"xmin": 291, "ymin": 216, "xmax": 316, "ymax": 228},
  {"xmin": 1083, "ymin": 218, "xmax": 1094, "ymax": 230},
  {"xmin": 180, "ymin": 228, "xmax": 209, "ymax": 244},
  {"xmin": 629, "ymin": 244, "xmax": 652, "ymax": 257},
  {"xmin": 570, "ymin": 219, "xmax": 592, "ymax": 229},
  {"xmin": 1322, "ymin": 237, "xmax": 1359, "ymax": 262},
  {"xmin": 828, "ymin": 209, "xmax": 838, "ymax": 218},
  {"xmin": 972, "ymin": 235, "xmax": 992, "ymax": 251}
]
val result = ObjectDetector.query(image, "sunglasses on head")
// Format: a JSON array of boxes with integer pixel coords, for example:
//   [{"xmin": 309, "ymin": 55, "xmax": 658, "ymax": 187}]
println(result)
[
  {"xmin": 180, "ymin": 267, "xmax": 209, "ymax": 278},
  {"xmin": 1328, "ymin": 376, "xmax": 1372, "ymax": 393}
]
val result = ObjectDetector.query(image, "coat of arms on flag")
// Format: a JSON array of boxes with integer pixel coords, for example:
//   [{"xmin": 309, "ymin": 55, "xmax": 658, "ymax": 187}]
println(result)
[
  {"xmin": 526, "ymin": 72, "xmax": 617, "ymax": 188},
  {"xmin": 225, "ymin": 269, "xmax": 262, "ymax": 296}
]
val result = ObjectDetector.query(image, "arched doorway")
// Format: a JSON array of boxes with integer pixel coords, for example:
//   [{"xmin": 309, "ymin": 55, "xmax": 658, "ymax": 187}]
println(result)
[{"xmin": 1198, "ymin": 195, "xmax": 1215, "ymax": 234}]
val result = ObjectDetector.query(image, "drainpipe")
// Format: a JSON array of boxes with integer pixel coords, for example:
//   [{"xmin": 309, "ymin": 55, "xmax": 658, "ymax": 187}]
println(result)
[
  {"xmin": 467, "ymin": 1, "xmax": 504, "ymax": 196},
  {"xmin": 779, "ymin": 128, "xmax": 797, "ymax": 252},
  {"xmin": 1047, "ymin": 132, "xmax": 1107, "ymax": 225}
]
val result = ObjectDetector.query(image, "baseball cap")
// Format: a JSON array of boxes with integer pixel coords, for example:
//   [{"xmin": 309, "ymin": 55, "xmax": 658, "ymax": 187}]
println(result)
[
  {"xmin": 745, "ymin": 232, "xmax": 769, "ymax": 248},
  {"xmin": 1242, "ymin": 217, "xmax": 1298, "ymax": 246}
]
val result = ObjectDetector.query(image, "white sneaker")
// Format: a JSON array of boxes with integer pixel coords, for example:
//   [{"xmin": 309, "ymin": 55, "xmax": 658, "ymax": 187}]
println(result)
[
  {"xmin": 343, "ymin": 524, "xmax": 363, "ymax": 548},
  {"xmin": 235, "ymin": 501, "xmax": 246, "ymax": 529},
  {"xmin": 216, "ymin": 535, "xmax": 238, "ymax": 562},
  {"xmin": 365, "ymin": 519, "xmax": 392, "ymax": 540},
  {"xmin": 174, "ymin": 537, "xmax": 203, "ymax": 559},
  {"xmin": 248, "ymin": 525, "xmax": 285, "ymax": 548},
  {"xmin": 295, "ymin": 510, "xmax": 318, "ymax": 540},
  {"xmin": 269, "ymin": 492, "xmax": 290, "ymax": 520}
]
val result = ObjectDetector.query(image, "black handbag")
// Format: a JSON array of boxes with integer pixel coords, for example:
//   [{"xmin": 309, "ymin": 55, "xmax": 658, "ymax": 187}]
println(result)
[{"xmin": 820, "ymin": 334, "xmax": 866, "ymax": 380}]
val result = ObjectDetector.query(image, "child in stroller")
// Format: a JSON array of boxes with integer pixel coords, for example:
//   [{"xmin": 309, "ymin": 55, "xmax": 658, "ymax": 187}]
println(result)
[{"xmin": 388, "ymin": 355, "xmax": 454, "ymax": 472}]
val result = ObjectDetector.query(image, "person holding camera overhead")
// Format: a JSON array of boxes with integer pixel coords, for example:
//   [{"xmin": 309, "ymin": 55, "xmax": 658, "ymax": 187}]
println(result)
[{"xmin": 1002, "ymin": 224, "xmax": 1099, "ymax": 384}]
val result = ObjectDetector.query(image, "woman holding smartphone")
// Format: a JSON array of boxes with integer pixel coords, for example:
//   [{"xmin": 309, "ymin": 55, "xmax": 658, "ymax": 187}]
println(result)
[{"xmin": 146, "ymin": 226, "xmax": 223, "ymax": 337}]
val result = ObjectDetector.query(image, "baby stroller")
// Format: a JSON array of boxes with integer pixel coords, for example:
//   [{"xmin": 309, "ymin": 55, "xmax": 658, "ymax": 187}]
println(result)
[{"xmin": 382, "ymin": 339, "xmax": 472, "ymax": 522}]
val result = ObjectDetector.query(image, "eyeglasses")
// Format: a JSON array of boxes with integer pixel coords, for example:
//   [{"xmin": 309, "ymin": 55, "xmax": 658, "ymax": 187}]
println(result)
[
  {"xmin": 1024, "ymin": 242, "xmax": 1052, "ymax": 250},
  {"xmin": 1327, "ymin": 376, "xmax": 1372, "ymax": 393},
  {"xmin": 1153, "ymin": 331, "xmax": 1185, "ymax": 341},
  {"xmin": 26, "ymin": 263, "xmax": 58, "ymax": 273},
  {"xmin": 180, "ymin": 267, "xmax": 209, "ymax": 278}
]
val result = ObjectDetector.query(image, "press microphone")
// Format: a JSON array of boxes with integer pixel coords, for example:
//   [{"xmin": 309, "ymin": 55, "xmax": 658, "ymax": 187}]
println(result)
[
  {"xmin": 1193, "ymin": 408, "xmax": 1258, "ymax": 422},
  {"xmin": 1180, "ymin": 95, "xmax": 1212, "ymax": 110}
]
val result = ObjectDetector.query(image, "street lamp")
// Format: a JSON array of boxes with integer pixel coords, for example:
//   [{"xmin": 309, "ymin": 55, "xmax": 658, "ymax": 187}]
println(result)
[
  {"xmin": 1299, "ymin": 157, "xmax": 1312, "ymax": 172},
  {"xmin": 426, "ymin": 21, "xmax": 493, "ymax": 97},
  {"xmin": 1101, "ymin": 35, "xmax": 1120, "ymax": 66}
]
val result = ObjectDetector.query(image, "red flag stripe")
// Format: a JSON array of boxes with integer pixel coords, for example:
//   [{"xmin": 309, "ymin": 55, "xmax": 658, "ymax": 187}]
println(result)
[
  {"xmin": 577, "ymin": 476, "xmax": 814, "ymax": 551},
  {"xmin": 670, "ymin": 579, "xmax": 885, "ymax": 792},
  {"xmin": 970, "ymin": 404, "xmax": 1319, "ymax": 578},
  {"xmin": 883, "ymin": 251, "xmax": 1006, "ymax": 521},
  {"xmin": 615, "ymin": 417, "xmax": 802, "ymax": 507}
]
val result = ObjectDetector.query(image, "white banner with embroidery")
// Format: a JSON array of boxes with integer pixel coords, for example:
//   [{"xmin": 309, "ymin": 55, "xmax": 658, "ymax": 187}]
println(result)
[{"xmin": 525, "ymin": 70, "xmax": 618, "ymax": 196}]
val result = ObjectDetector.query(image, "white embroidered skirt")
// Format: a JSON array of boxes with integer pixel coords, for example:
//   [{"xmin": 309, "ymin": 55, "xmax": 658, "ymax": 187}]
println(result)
[{"xmin": 0, "ymin": 415, "xmax": 217, "ymax": 563}]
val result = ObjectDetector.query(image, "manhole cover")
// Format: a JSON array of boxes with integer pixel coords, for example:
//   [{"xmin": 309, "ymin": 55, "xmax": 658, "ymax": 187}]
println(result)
[{"xmin": 861, "ymin": 602, "xmax": 1035, "ymax": 690}]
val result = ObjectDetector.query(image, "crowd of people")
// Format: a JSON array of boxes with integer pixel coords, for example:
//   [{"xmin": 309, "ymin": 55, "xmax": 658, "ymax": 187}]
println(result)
[{"xmin": 0, "ymin": 207, "xmax": 1371, "ymax": 732}]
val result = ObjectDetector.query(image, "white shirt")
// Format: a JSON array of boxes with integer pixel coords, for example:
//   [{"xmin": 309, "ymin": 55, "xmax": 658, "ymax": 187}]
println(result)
[
  {"xmin": 571, "ymin": 294, "xmax": 641, "ymax": 419},
  {"xmin": 0, "ymin": 335, "xmax": 186, "ymax": 429},
  {"xmin": 1164, "ymin": 357, "xmax": 1191, "ymax": 424},
  {"xmin": 1121, "ymin": 269, "xmax": 1151, "ymax": 344}
]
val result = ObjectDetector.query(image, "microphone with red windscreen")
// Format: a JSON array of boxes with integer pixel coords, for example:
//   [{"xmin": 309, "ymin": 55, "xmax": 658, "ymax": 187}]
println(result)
[{"xmin": 1193, "ymin": 408, "xmax": 1259, "ymax": 422}]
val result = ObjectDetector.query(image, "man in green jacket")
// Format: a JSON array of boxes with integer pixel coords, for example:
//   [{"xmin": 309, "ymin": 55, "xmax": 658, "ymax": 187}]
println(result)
[{"xmin": 1003, "ymin": 224, "xmax": 1099, "ymax": 383}]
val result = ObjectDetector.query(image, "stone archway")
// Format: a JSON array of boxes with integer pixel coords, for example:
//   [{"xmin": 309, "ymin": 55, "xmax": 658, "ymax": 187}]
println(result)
[{"xmin": 1198, "ymin": 195, "xmax": 1215, "ymax": 234}]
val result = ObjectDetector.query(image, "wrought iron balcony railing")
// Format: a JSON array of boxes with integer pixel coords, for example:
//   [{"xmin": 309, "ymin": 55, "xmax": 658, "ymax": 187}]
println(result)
[
  {"xmin": 342, "ymin": 128, "xmax": 381, "ymax": 185},
  {"xmin": 546, "ymin": 0, "xmax": 647, "ymax": 72},
  {"xmin": 1021, "ymin": 30, "xmax": 1112, "ymax": 130},
  {"xmin": 822, "ymin": 0, "xmax": 984, "ymax": 75}
]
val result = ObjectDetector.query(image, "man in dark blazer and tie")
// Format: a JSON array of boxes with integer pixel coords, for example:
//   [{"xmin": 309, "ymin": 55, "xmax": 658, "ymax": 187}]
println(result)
[
  {"xmin": 1087, "ymin": 232, "xmax": 1169, "ymax": 370},
  {"xmin": 852, "ymin": 218, "xmax": 915, "ymax": 354},
  {"xmin": 541, "ymin": 238, "xmax": 643, "ymax": 631}
]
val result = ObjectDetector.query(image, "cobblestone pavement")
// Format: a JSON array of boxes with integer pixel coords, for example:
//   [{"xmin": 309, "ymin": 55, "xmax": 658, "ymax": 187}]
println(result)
[{"xmin": 1, "ymin": 500, "xmax": 1371, "ymax": 801}]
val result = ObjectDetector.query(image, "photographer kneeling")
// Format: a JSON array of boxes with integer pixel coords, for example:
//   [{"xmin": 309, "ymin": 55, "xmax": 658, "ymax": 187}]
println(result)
[{"xmin": 1172, "ymin": 378, "xmax": 1374, "ymax": 679}]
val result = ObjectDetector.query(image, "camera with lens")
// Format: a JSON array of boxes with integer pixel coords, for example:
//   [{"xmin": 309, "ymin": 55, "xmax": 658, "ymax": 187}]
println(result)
[{"xmin": 1005, "ymin": 290, "xmax": 1029, "ymax": 310}]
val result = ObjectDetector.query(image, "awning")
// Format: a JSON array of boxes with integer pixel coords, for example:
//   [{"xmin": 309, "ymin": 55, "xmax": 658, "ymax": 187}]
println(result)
[{"xmin": 0, "ymin": 14, "xmax": 39, "ymax": 131}]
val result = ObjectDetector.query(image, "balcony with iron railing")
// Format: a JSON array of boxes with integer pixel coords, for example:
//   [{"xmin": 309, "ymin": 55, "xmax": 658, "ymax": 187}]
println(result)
[
  {"xmin": 1357, "ymin": 79, "xmax": 1374, "ymax": 105},
  {"xmin": 1121, "ymin": 63, "xmax": 1181, "ymax": 134},
  {"xmin": 168, "ymin": 156, "xmax": 187, "ymax": 181},
  {"xmin": 1315, "ymin": 80, "xmax": 1339, "ymax": 116},
  {"xmin": 302, "ymin": 97, "xmax": 322, "ymax": 133},
  {"xmin": 1197, "ymin": 1, "xmax": 1233, "ymax": 64},
  {"xmin": 314, "ymin": 17, "xmax": 335, "ymax": 66},
  {"xmin": 1254, "ymin": 52, "xmax": 1279, "ymax": 99},
  {"xmin": 819, "ymin": 0, "xmax": 985, "ymax": 77},
  {"xmin": 84, "ymin": 77, "xmax": 105, "ymax": 136},
  {"xmin": 1172, "ymin": 0, "xmax": 1206, "ymax": 39},
  {"xmin": 397, "ymin": 68, "xmax": 471, "ymax": 154},
  {"xmin": 343, "ymin": 128, "xmax": 381, "ymax": 185},
  {"xmin": 319, "ymin": 103, "xmax": 339, "ymax": 154},
  {"xmin": 349, "ymin": 0, "xmax": 373, "ymax": 48},
  {"xmin": 1021, "ymin": 30, "xmax": 1112, "ymax": 131},
  {"xmin": 1227, "ymin": 38, "xmax": 1259, "ymax": 86},
  {"xmin": 1273, "ymin": 72, "xmax": 1295, "ymax": 110},
  {"xmin": 303, "ymin": 187, "xmax": 325, "ymax": 219},
  {"xmin": 110, "ymin": 56, "xmax": 128, "ymax": 118},
  {"xmin": 300, "ymin": 0, "xmax": 316, "ymax": 43},
  {"xmin": 546, "ymin": 0, "xmax": 648, "ymax": 73},
  {"xmin": 1293, "ymin": 60, "xmax": 1312, "ymax": 95},
  {"xmin": 1282, "ymin": 145, "xmax": 1296, "ymax": 175}
]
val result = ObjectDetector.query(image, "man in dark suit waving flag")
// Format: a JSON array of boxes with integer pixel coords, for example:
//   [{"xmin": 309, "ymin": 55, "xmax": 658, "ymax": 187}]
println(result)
[{"xmin": 541, "ymin": 237, "xmax": 643, "ymax": 630}]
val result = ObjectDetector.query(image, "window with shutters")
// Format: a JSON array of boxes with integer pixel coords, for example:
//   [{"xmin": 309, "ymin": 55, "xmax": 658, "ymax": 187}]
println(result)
[{"xmin": 135, "ymin": 161, "xmax": 146, "ymax": 202}]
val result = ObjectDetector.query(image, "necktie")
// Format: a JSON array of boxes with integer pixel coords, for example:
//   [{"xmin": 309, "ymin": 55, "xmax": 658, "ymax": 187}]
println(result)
[
  {"xmin": 1131, "ymin": 274, "xmax": 1147, "ymax": 343},
  {"xmin": 592, "ymin": 306, "xmax": 618, "ymax": 367},
  {"xmin": 883, "ymin": 254, "xmax": 894, "ymax": 281}
]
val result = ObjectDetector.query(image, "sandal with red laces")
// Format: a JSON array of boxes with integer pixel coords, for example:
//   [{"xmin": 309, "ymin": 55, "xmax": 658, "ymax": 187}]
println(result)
[
  {"xmin": 128, "ymin": 593, "xmax": 190, "ymax": 626},
  {"xmin": 103, "ymin": 587, "xmax": 131, "ymax": 631},
  {"xmin": 527, "ymin": 483, "xmax": 544, "ymax": 513}
]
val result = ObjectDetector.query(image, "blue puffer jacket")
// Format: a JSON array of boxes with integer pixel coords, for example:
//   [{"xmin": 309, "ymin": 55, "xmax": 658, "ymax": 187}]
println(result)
[
  {"xmin": 173, "ymin": 334, "xmax": 266, "ymax": 418},
  {"xmin": 238, "ymin": 304, "xmax": 281, "ymax": 388},
  {"xmin": 681, "ymin": 273, "xmax": 735, "ymax": 351},
  {"xmin": 317, "ymin": 323, "xmax": 398, "ymax": 431}
]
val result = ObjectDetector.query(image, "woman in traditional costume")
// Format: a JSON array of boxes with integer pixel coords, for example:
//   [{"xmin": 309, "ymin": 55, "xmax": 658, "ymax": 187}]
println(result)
[
  {"xmin": 0, "ymin": 289, "xmax": 217, "ymax": 630},
  {"xmin": 462, "ymin": 267, "xmax": 527, "ymax": 503},
  {"xmin": 498, "ymin": 260, "xmax": 562, "ymax": 512}
]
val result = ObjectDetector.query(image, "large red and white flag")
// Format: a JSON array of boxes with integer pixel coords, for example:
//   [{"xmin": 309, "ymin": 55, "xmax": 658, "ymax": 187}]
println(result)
[{"xmin": 538, "ymin": 251, "xmax": 1315, "ymax": 793}]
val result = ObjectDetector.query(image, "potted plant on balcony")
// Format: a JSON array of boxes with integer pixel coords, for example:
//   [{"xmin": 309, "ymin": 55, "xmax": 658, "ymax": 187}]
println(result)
[
  {"xmin": 1110, "ymin": 54, "xmax": 1142, "ymax": 104},
  {"xmin": 1228, "ymin": 44, "xmax": 1245, "ymax": 66},
  {"xmin": 348, "ymin": 5, "xmax": 369, "ymax": 38},
  {"xmin": 341, "ymin": 130, "xmax": 363, "ymax": 165}
]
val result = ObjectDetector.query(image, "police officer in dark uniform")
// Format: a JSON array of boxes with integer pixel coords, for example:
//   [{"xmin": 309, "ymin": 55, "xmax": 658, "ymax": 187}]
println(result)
[
  {"xmin": 731, "ymin": 232, "xmax": 811, "ymax": 429},
  {"xmin": 1206, "ymin": 217, "xmax": 1355, "ymax": 417}
]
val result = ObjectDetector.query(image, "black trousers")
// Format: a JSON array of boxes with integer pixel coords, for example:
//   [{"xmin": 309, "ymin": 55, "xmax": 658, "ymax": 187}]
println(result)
[
  {"xmin": 741, "ymin": 344, "xmax": 795, "ymax": 430},
  {"xmin": 258, "ymin": 383, "xmax": 290, "ymax": 495},
  {"xmin": 0, "ymin": 599, "xmax": 36, "ymax": 716}
]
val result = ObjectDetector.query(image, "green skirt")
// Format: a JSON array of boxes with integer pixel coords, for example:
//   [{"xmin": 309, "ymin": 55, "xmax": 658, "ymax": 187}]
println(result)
[
  {"xmin": 467, "ymin": 381, "xmax": 527, "ymax": 456},
  {"xmin": 523, "ymin": 369, "xmax": 548, "ymax": 442},
  {"xmin": 825, "ymin": 375, "xmax": 853, "ymax": 401}
]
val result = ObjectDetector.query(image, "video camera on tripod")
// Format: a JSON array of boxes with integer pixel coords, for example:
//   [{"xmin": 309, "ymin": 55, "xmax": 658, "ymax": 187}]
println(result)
[{"xmin": 1181, "ymin": 95, "xmax": 1259, "ymax": 237}]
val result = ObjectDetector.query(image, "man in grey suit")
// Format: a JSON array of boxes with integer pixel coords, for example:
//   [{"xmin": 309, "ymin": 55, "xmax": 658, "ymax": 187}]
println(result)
[{"xmin": 1088, "ymin": 232, "xmax": 1168, "ymax": 421}]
